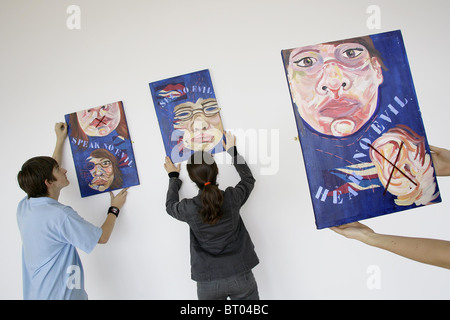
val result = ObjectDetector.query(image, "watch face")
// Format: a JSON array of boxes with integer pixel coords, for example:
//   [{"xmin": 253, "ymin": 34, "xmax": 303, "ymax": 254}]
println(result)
[{"xmin": 282, "ymin": 30, "xmax": 441, "ymax": 229}]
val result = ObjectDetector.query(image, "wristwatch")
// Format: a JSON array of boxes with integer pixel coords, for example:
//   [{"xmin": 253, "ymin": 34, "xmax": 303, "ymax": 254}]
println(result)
[{"xmin": 108, "ymin": 206, "xmax": 120, "ymax": 218}]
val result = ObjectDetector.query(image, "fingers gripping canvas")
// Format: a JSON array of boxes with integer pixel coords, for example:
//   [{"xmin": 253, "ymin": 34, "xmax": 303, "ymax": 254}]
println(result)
[
  {"xmin": 281, "ymin": 30, "xmax": 441, "ymax": 229},
  {"xmin": 149, "ymin": 69, "xmax": 225, "ymax": 163},
  {"xmin": 65, "ymin": 101, "xmax": 140, "ymax": 197}
]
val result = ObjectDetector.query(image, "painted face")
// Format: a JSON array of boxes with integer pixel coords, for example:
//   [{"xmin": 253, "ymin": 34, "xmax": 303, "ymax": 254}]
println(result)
[
  {"xmin": 288, "ymin": 42, "xmax": 383, "ymax": 136},
  {"xmin": 86, "ymin": 157, "xmax": 114, "ymax": 191},
  {"xmin": 77, "ymin": 102, "xmax": 121, "ymax": 137},
  {"xmin": 370, "ymin": 127, "xmax": 437, "ymax": 206},
  {"xmin": 173, "ymin": 98, "xmax": 224, "ymax": 152}
]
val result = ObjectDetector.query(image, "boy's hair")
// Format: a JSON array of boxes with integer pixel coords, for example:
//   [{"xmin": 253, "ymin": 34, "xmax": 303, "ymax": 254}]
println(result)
[{"xmin": 18, "ymin": 156, "xmax": 58, "ymax": 198}]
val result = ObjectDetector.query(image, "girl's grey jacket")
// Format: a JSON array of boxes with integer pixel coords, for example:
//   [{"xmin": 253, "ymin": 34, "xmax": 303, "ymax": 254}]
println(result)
[{"xmin": 165, "ymin": 147, "xmax": 259, "ymax": 282}]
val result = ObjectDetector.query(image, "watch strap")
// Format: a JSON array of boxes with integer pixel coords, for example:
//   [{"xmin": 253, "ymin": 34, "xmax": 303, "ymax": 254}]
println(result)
[{"xmin": 108, "ymin": 206, "xmax": 120, "ymax": 217}]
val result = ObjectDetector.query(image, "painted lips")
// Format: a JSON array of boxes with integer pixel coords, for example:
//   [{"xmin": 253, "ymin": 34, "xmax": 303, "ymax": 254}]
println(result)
[
  {"xmin": 91, "ymin": 177, "xmax": 109, "ymax": 185},
  {"xmin": 192, "ymin": 134, "xmax": 215, "ymax": 143},
  {"xmin": 89, "ymin": 116, "xmax": 112, "ymax": 128},
  {"xmin": 318, "ymin": 98, "xmax": 361, "ymax": 118}
]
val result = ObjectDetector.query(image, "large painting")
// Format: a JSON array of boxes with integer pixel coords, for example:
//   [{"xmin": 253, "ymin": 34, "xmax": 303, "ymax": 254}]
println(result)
[
  {"xmin": 149, "ymin": 69, "xmax": 225, "ymax": 163},
  {"xmin": 65, "ymin": 101, "xmax": 140, "ymax": 197},
  {"xmin": 281, "ymin": 30, "xmax": 441, "ymax": 229}
]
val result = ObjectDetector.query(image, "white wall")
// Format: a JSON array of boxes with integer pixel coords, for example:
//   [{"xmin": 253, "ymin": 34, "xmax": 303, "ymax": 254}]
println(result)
[{"xmin": 2, "ymin": 0, "xmax": 450, "ymax": 299}]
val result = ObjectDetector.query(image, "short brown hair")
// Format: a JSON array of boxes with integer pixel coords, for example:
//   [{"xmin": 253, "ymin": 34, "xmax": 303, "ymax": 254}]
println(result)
[{"xmin": 18, "ymin": 156, "xmax": 58, "ymax": 198}]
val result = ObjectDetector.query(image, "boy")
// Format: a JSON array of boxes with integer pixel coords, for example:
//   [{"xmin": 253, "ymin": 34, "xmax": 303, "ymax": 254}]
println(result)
[{"xmin": 16, "ymin": 122, "xmax": 128, "ymax": 299}]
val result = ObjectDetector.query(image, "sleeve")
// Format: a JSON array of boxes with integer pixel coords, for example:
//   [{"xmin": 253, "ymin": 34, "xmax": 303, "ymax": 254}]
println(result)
[
  {"xmin": 227, "ymin": 146, "xmax": 256, "ymax": 206},
  {"xmin": 165, "ymin": 177, "xmax": 188, "ymax": 222},
  {"xmin": 59, "ymin": 207, "xmax": 102, "ymax": 254}
]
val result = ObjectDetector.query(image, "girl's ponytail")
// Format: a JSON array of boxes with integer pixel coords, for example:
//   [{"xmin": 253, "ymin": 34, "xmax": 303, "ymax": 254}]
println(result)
[{"xmin": 187, "ymin": 152, "xmax": 224, "ymax": 224}]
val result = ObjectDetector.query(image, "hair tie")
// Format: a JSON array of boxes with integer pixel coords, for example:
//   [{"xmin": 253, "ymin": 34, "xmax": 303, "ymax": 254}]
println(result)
[{"xmin": 204, "ymin": 182, "xmax": 211, "ymax": 186}]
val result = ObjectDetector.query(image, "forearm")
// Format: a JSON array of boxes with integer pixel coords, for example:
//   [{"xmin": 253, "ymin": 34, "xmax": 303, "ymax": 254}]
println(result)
[
  {"xmin": 52, "ymin": 138, "xmax": 65, "ymax": 164},
  {"xmin": 165, "ymin": 176, "xmax": 186, "ymax": 221},
  {"xmin": 365, "ymin": 233, "xmax": 450, "ymax": 269},
  {"xmin": 52, "ymin": 123, "xmax": 67, "ymax": 164},
  {"xmin": 228, "ymin": 146, "xmax": 255, "ymax": 183},
  {"xmin": 98, "ymin": 213, "xmax": 117, "ymax": 244}
]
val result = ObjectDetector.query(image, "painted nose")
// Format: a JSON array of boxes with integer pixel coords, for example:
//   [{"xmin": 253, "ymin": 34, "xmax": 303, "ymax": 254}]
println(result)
[
  {"xmin": 93, "ymin": 165, "xmax": 104, "ymax": 175},
  {"xmin": 317, "ymin": 63, "xmax": 350, "ymax": 99},
  {"xmin": 191, "ymin": 115, "xmax": 209, "ymax": 131}
]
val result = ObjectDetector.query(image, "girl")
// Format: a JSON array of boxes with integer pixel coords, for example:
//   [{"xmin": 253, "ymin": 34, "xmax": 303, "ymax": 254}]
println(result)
[{"xmin": 164, "ymin": 131, "xmax": 259, "ymax": 300}]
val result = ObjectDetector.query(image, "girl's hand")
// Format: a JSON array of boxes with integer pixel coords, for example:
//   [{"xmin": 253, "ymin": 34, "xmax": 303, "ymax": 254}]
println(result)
[
  {"xmin": 164, "ymin": 156, "xmax": 181, "ymax": 174},
  {"xmin": 223, "ymin": 130, "xmax": 236, "ymax": 151}
]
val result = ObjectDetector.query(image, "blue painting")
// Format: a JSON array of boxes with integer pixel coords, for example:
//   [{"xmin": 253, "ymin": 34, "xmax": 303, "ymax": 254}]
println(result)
[
  {"xmin": 282, "ymin": 30, "xmax": 441, "ymax": 229},
  {"xmin": 65, "ymin": 101, "xmax": 140, "ymax": 198},
  {"xmin": 149, "ymin": 69, "xmax": 225, "ymax": 163}
]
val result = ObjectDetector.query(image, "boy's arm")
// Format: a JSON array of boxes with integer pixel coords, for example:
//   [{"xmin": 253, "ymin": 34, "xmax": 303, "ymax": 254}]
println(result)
[
  {"xmin": 52, "ymin": 122, "xmax": 68, "ymax": 165},
  {"xmin": 98, "ymin": 188, "xmax": 129, "ymax": 244}
]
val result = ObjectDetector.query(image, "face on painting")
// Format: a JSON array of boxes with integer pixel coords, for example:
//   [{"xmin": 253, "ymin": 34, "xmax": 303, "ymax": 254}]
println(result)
[
  {"xmin": 370, "ymin": 126, "xmax": 437, "ymax": 206},
  {"xmin": 77, "ymin": 102, "xmax": 121, "ymax": 137},
  {"xmin": 86, "ymin": 156, "xmax": 115, "ymax": 191},
  {"xmin": 173, "ymin": 98, "xmax": 224, "ymax": 152},
  {"xmin": 288, "ymin": 41, "xmax": 384, "ymax": 137}
]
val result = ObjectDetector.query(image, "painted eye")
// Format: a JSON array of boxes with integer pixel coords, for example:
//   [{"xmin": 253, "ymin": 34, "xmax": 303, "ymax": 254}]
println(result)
[
  {"xmin": 204, "ymin": 106, "xmax": 220, "ymax": 114},
  {"xmin": 175, "ymin": 111, "xmax": 192, "ymax": 120},
  {"xmin": 342, "ymin": 48, "xmax": 364, "ymax": 59},
  {"xmin": 294, "ymin": 57, "xmax": 317, "ymax": 67},
  {"xmin": 101, "ymin": 160, "xmax": 112, "ymax": 167}
]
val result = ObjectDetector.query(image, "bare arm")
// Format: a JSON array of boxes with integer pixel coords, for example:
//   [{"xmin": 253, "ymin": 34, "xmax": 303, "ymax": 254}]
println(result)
[
  {"xmin": 52, "ymin": 122, "xmax": 68, "ymax": 165},
  {"xmin": 98, "ymin": 188, "xmax": 129, "ymax": 244},
  {"xmin": 331, "ymin": 222, "xmax": 450, "ymax": 269}
]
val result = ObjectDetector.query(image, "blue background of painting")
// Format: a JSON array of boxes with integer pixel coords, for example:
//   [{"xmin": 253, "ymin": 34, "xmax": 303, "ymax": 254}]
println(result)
[
  {"xmin": 284, "ymin": 30, "xmax": 441, "ymax": 229},
  {"xmin": 149, "ymin": 69, "xmax": 225, "ymax": 163}
]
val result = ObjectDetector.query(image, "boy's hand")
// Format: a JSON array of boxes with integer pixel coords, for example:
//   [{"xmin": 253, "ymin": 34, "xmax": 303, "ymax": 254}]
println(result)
[
  {"xmin": 110, "ymin": 188, "xmax": 129, "ymax": 210},
  {"xmin": 55, "ymin": 122, "xmax": 68, "ymax": 141}
]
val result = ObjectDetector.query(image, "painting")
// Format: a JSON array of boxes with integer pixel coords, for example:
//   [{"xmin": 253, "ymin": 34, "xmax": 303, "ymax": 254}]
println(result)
[
  {"xmin": 149, "ymin": 69, "xmax": 225, "ymax": 163},
  {"xmin": 65, "ymin": 101, "xmax": 140, "ymax": 198},
  {"xmin": 281, "ymin": 30, "xmax": 441, "ymax": 229}
]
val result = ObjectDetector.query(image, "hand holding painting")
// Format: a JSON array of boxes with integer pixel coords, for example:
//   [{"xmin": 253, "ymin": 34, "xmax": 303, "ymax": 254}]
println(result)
[
  {"xmin": 331, "ymin": 221, "xmax": 450, "ymax": 270},
  {"xmin": 222, "ymin": 130, "xmax": 236, "ymax": 152},
  {"xmin": 331, "ymin": 145, "xmax": 450, "ymax": 270},
  {"xmin": 430, "ymin": 145, "xmax": 450, "ymax": 176}
]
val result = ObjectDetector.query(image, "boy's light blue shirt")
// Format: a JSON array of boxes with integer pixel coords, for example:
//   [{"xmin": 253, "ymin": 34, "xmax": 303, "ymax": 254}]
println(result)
[{"xmin": 17, "ymin": 196, "xmax": 102, "ymax": 300}]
